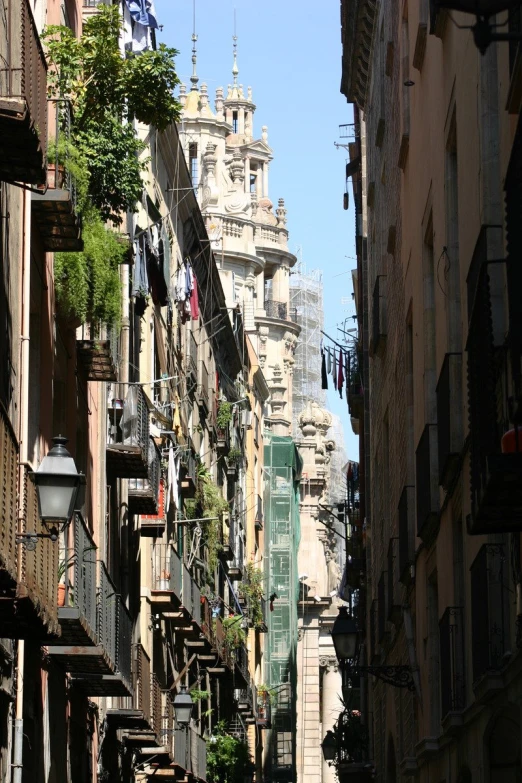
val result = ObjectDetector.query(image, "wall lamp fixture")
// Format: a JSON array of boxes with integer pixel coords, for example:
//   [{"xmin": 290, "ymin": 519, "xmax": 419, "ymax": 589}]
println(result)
[
  {"xmin": 331, "ymin": 606, "xmax": 416, "ymax": 691},
  {"xmin": 432, "ymin": 0, "xmax": 522, "ymax": 54},
  {"xmin": 17, "ymin": 435, "xmax": 83, "ymax": 550}
]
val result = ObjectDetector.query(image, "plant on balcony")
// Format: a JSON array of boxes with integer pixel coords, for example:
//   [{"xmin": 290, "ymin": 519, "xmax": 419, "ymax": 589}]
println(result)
[
  {"xmin": 333, "ymin": 710, "xmax": 369, "ymax": 765},
  {"xmin": 216, "ymin": 401, "xmax": 232, "ymax": 431},
  {"xmin": 54, "ymin": 211, "xmax": 127, "ymax": 326},
  {"xmin": 227, "ymin": 447, "xmax": 242, "ymax": 465},
  {"xmin": 223, "ymin": 615, "xmax": 246, "ymax": 651},
  {"xmin": 207, "ymin": 721, "xmax": 250, "ymax": 783},
  {"xmin": 190, "ymin": 688, "xmax": 211, "ymax": 703},
  {"xmin": 238, "ymin": 563, "xmax": 264, "ymax": 629},
  {"xmin": 43, "ymin": 5, "xmax": 182, "ymax": 223},
  {"xmin": 193, "ymin": 465, "xmax": 229, "ymax": 575},
  {"xmin": 257, "ymin": 684, "xmax": 277, "ymax": 705}
]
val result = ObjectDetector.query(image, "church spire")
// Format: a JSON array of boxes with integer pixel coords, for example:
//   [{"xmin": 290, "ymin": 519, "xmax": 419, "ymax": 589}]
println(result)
[
  {"xmin": 190, "ymin": 1, "xmax": 199, "ymax": 91},
  {"xmin": 232, "ymin": 28, "xmax": 238, "ymax": 87}
]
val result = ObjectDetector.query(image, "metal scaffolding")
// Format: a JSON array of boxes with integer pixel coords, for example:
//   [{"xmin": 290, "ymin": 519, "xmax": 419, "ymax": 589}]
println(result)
[{"xmin": 290, "ymin": 264, "xmax": 326, "ymax": 436}]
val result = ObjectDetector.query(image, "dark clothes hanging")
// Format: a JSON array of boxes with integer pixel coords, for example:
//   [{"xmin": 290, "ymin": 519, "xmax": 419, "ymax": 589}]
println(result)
[
  {"xmin": 338, "ymin": 349, "xmax": 344, "ymax": 398},
  {"xmin": 321, "ymin": 350, "xmax": 328, "ymax": 390},
  {"xmin": 333, "ymin": 349, "xmax": 337, "ymax": 391}
]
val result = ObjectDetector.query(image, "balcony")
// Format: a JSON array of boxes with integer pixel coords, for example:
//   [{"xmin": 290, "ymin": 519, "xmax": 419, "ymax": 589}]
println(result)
[
  {"xmin": 466, "ymin": 226, "xmax": 518, "ymax": 534},
  {"xmin": 198, "ymin": 360, "xmax": 209, "ymax": 412},
  {"xmin": 415, "ymin": 424, "xmax": 439, "ymax": 544},
  {"xmin": 140, "ymin": 479, "xmax": 166, "ymax": 537},
  {"xmin": 347, "ymin": 352, "xmax": 363, "ymax": 420},
  {"xmin": 106, "ymin": 386, "xmax": 150, "ymax": 478},
  {"xmin": 371, "ymin": 275, "xmax": 387, "ymax": 357},
  {"xmin": 180, "ymin": 439, "xmax": 197, "ymax": 498},
  {"xmin": 436, "ymin": 353, "xmax": 463, "ymax": 489},
  {"xmin": 439, "ymin": 607, "xmax": 465, "ymax": 736},
  {"xmin": 53, "ymin": 513, "xmax": 97, "ymax": 646},
  {"xmin": 105, "ymin": 644, "xmax": 162, "ymax": 746},
  {"xmin": 32, "ymin": 103, "xmax": 83, "ymax": 252},
  {"xmin": 264, "ymin": 299, "xmax": 288, "ymax": 320},
  {"xmin": 151, "ymin": 543, "xmax": 182, "ymax": 608},
  {"xmin": 0, "ymin": 0, "xmax": 47, "ymax": 185},
  {"xmin": 256, "ymin": 690, "xmax": 272, "ymax": 728},
  {"xmin": 50, "ymin": 560, "xmax": 133, "ymax": 697},
  {"xmin": 470, "ymin": 544, "xmax": 511, "ymax": 700},
  {"xmin": 186, "ymin": 331, "xmax": 198, "ymax": 392},
  {"xmin": 398, "ymin": 485, "xmax": 415, "ymax": 584},
  {"xmin": 181, "ymin": 564, "xmax": 201, "ymax": 626},
  {"xmin": 386, "ymin": 537, "xmax": 401, "ymax": 625},
  {"xmin": 233, "ymin": 641, "xmax": 249, "ymax": 685},
  {"xmin": 128, "ymin": 440, "xmax": 161, "ymax": 515},
  {"xmin": 0, "ymin": 456, "xmax": 59, "ymax": 638},
  {"xmin": 77, "ymin": 322, "xmax": 119, "ymax": 382},
  {"xmin": 255, "ymin": 494, "xmax": 264, "ymax": 530}
]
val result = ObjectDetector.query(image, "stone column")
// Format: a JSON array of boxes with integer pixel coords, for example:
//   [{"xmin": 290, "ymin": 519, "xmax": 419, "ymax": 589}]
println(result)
[
  {"xmin": 239, "ymin": 107, "xmax": 245, "ymax": 135},
  {"xmin": 244, "ymin": 156, "xmax": 250, "ymax": 194},
  {"xmin": 320, "ymin": 656, "xmax": 342, "ymax": 783},
  {"xmin": 262, "ymin": 162, "xmax": 269, "ymax": 197}
]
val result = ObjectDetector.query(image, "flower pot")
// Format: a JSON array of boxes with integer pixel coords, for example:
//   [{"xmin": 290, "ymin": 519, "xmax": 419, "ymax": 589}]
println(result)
[{"xmin": 57, "ymin": 583, "xmax": 66, "ymax": 607}]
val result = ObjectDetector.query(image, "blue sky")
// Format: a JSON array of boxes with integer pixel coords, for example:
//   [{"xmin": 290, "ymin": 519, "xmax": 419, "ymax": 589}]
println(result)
[{"xmin": 155, "ymin": 0, "xmax": 358, "ymax": 461}]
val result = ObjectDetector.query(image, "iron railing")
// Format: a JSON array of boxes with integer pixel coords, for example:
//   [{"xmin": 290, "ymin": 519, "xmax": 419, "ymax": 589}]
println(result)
[
  {"xmin": 0, "ymin": 404, "xmax": 18, "ymax": 582},
  {"xmin": 439, "ymin": 607, "xmax": 465, "ymax": 718},
  {"xmin": 386, "ymin": 537, "xmax": 400, "ymax": 623},
  {"xmin": 152, "ymin": 543, "xmax": 182, "ymax": 598},
  {"xmin": 199, "ymin": 360, "xmax": 209, "ymax": 409},
  {"xmin": 66, "ymin": 513, "xmax": 97, "ymax": 635},
  {"xmin": 466, "ymin": 234, "xmax": 505, "ymax": 523},
  {"xmin": 470, "ymin": 544, "xmax": 510, "ymax": 682},
  {"xmin": 372, "ymin": 275, "xmax": 387, "ymax": 355},
  {"xmin": 190, "ymin": 729, "xmax": 207, "ymax": 781},
  {"xmin": 234, "ymin": 642, "xmax": 249, "ymax": 682},
  {"xmin": 97, "ymin": 562, "xmax": 132, "ymax": 687},
  {"xmin": 174, "ymin": 728, "xmax": 189, "ymax": 770},
  {"xmin": 135, "ymin": 644, "xmax": 152, "ymax": 724},
  {"xmin": 264, "ymin": 299, "xmax": 288, "ymax": 320},
  {"xmin": 255, "ymin": 494, "xmax": 263, "ymax": 527},
  {"xmin": 181, "ymin": 564, "xmax": 200, "ymax": 623},
  {"xmin": 186, "ymin": 331, "xmax": 198, "ymax": 385},
  {"xmin": 151, "ymin": 673, "xmax": 162, "ymax": 735},
  {"xmin": 415, "ymin": 423, "xmax": 439, "ymax": 541},
  {"xmin": 128, "ymin": 439, "xmax": 161, "ymax": 514},
  {"xmin": 436, "ymin": 353, "xmax": 463, "ymax": 488},
  {"xmin": 0, "ymin": 0, "xmax": 48, "ymax": 184},
  {"xmin": 122, "ymin": 386, "xmax": 150, "ymax": 448},
  {"xmin": 398, "ymin": 485, "xmax": 415, "ymax": 583}
]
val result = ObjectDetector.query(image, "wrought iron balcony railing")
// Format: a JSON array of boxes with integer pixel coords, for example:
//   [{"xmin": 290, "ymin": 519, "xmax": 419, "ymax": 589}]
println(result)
[
  {"xmin": 106, "ymin": 386, "xmax": 150, "ymax": 478},
  {"xmin": 32, "ymin": 100, "xmax": 83, "ymax": 252},
  {"xmin": 415, "ymin": 423, "xmax": 439, "ymax": 544},
  {"xmin": 371, "ymin": 275, "xmax": 387, "ymax": 357},
  {"xmin": 398, "ymin": 485, "xmax": 415, "ymax": 584},
  {"xmin": 152, "ymin": 543, "xmax": 182, "ymax": 602},
  {"xmin": 436, "ymin": 353, "xmax": 463, "ymax": 489},
  {"xmin": 0, "ymin": 0, "xmax": 47, "ymax": 184},
  {"xmin": 128, "ymin": 439, "xmax": 161, "ymax": 515},
  {"xmin": 439, "ymin": 606, "xmax": 465, "ymax": 720},
  {"xmin": 470, "ymin": 544, "xmax": 510, "ymax": 684}
]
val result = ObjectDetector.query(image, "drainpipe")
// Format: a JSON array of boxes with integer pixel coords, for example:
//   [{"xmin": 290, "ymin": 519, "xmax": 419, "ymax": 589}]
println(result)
[{"xmin": 13, "ymin": 188, "xmax": 32, "ymax": 783}]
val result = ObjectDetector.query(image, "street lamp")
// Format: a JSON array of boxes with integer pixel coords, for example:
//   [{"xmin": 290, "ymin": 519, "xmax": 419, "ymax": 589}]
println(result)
[
  {"xmin": 173, "ymin": 684, "xmax": 194, "ymax": 727},
  {"xmin": 432, "ymin": 0, "xmax": 522, "ymax": 54},
  {"xmin": 18, "ymin": 435, "xmax": 82, "ymax": 549},
  {"xmin": 321, "ymin": 730, "xmax": 337, "ymax": 763},
  {"xmin": 331, "ymin": 607, "xmax": 416, "ymax": 691},
  {"xmin": 331, "ymin": 605, "xmax": 359, "ymax": 662}
]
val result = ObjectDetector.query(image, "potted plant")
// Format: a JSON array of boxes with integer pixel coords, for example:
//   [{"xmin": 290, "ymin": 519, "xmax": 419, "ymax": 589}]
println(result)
[
  {"xmin": 226, "ymin": 447, "xmax": 242, "ymax": 477},
  {"xmin": 57, "ymin": 554, "xmax": 76, "ymax": 607}
]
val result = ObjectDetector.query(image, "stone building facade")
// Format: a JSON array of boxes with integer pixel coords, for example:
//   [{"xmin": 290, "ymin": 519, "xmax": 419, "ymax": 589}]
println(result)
[{"xmin": 342, "ymin": 0, "xmax": 522, "ymax": 781}]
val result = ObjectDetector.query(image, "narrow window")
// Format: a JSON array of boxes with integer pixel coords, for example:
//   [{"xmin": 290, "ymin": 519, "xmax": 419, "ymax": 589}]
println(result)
[
  {"xmin": 250, "ymin": 174, "xmax": 257, "ymax": 193},
  {"xmin": 189, "ymin": 142, "xmax": 198, "ymax": 189},
  {"xmin": 232, "ymin": 111, "xmax": 238, "ymax": 133}
]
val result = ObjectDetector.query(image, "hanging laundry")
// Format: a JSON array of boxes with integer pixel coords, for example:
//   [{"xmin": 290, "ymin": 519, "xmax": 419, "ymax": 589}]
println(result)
[
  {"xmin": 190, "ymin": 273, "xmax": 200, "ymax": 320},
  {"xmin": 321, "ymin": 349, "xmax": 328, "ymax": 390},
  {"xmin": 338, "ymin": 348, "xmax": 345, "ymax": 399},
  {"xmin": 166, "ymin": 443, "xmax": 180, "ymax": 513},
  {"xmin": 327, "ymin": 348, "xmax": 332, "ymax": 375},
  {"xmin": 124, "ymin": 0, "xmax": 158, "ymax": 28},
  {"xmin": 332, "ymin": 349, "xmax": 337, "ymax": 391}
]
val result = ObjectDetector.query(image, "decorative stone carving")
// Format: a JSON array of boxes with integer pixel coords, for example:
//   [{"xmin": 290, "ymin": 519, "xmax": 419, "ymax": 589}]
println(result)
[
  {"xmin": 215, "ymin": 86, "xmax": 224, "ymax": 119},
  {"xmin": 256, "ymin": 197, "xmax": 277, "ymax": 226},
  {"xmin": 179, "ymin": 83, "xmax": 187, "ymax": 108},
  {"xmin": 276, "ymin": 197, "xmax": 287, "ymax": 227},
  {"xmin": 262, "ymin": 125, "xmax": 268, "ymax": 143},
  {"xmin": 319, "ymin": 656, "xmax": 339, "ymax": 673},
  {"xmin": 202, "ymin": 143, "xmax": 219, "ymax": 208}
]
